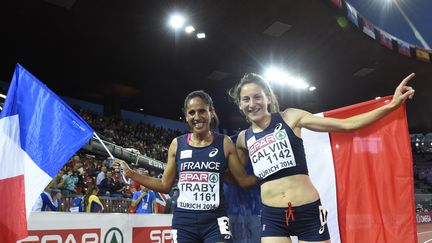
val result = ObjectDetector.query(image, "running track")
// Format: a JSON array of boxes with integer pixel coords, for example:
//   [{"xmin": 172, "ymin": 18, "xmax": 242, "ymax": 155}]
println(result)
[{"xmin": 418, "ymin": 223, "xmax": 432, "ymax": 243}]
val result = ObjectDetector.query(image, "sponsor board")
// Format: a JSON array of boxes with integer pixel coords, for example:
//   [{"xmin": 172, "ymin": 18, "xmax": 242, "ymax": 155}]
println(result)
[
  {"xmin": 133, "ymin": 226, "xmax": 173, "ymax": 243},
  {"xmin": 18, "ymin": 229, "xmax": 100, "ymax": 243}
]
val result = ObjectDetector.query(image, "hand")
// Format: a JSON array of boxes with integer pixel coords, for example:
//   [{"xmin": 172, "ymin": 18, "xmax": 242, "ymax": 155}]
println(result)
[
  {"xmin": 113, "ymin": 159, "xmax": 133, "ymax": 178},
  {"xmin": 391, "ymin": 73, "xmax": 415, "ymax": 107}
]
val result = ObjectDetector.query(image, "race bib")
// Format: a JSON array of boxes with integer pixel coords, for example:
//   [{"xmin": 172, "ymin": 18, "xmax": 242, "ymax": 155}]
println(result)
[
  {"xmin": 248, "ymin": 129, "xmax": 296, "ymax": 179},
  {"xmin": 177, "ymin": 171, "xmax": 220, "ymax": 210}
]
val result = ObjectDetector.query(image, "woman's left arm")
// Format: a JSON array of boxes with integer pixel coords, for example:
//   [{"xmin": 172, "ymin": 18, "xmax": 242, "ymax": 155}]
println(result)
[{"xmin": 296, "ymin": 73, "xmax": 415, "ymax": 132}]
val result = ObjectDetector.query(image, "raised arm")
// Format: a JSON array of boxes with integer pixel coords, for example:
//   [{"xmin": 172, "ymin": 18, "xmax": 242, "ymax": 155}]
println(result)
[
  {"xmin": 114, "ymin": 138, "xmax": 178, "ymax": 194},
  {"xmin": 224, "ymin": 135, "xmax": 257, "ymax": 189},
  {"xmin": 296, "ymin": 73, "xmax": 415, "ymax": 132}
]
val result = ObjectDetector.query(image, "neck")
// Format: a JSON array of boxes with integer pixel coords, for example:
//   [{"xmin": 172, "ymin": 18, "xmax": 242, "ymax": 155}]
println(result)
[
  {"xmin": 192, "ymin": 131, "xmax": 212, "ymax": 141},
  {"xmin": 252, "ymin": 113, "xmax": 272, "ymax": 131},
  {"xmin": 190, "ymin": 131, "xmax": 213, "ymax": 147}
]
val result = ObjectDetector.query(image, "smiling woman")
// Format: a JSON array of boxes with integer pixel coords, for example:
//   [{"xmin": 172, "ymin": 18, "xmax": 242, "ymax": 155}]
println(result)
[
  {"xmin": 228, "ymin": 72, "xmax": 415, "ymax": 243},
  {"xmin": 114, "ymin": 90, "xmax": 257, "ymax": 242}
]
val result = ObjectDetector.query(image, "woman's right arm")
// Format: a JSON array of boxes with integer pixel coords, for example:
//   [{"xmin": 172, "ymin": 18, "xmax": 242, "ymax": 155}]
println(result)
[{"xmin": 115, "ymin": 138, "xmax": 178, "ymax": 194}]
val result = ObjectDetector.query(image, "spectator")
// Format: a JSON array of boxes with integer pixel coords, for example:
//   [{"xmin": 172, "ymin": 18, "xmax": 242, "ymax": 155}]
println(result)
[
  {"xmin": 169, "ymin": 187, "xmax": 180, "ymax": 213},
  {"xmin": 32, "ymin": 189, "xmax": 62, "ymax": 212},
  {"xmin": 111, "ymin": 173, "xmax": 126, "ymax": 198},
  {"xmin": 69, "ymin": 195, "xmax": 86, "ymax": 213},
  {"xmin": 99, "ymin": 171, "xmax": 115, "ymax": 196},
  {"xmin": 47, "ymin": 170, "xmax": 65, "ymax": 190},
  {"xmin": 62, "ymin": 169, "xmax": 78, "ymax": 195},
  {"xmin": 85, "ymin": 184, "xmax": 104, "ymax": 213},
  {"xmin": 105, "ymin": 157, "xmax": 114, "ymax": 169},
  {"xmin": 131, "ymin": 185, "xmax": 158, "ymax": 214},
  {"xmin": 87, "ymin": 158, "xmax": 99, "ymax": 177},
  {"xmin": 96, "ymin": 166, "xmax": 107, "ymax": 186}
]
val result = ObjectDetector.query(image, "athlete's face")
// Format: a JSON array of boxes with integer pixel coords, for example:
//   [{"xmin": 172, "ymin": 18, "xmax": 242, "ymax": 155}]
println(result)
[
  {"xmin": 185, "ymin": 97, "xmax": 212, "ymax": 134},
  {"xmin": 239, "ymin": 83, "xmax": 271, "ymax": 123}
]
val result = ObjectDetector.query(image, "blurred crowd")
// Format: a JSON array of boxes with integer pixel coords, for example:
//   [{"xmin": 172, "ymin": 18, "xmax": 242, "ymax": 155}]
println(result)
[{"xmin": 78, "ymin": 108, "xmax": 182, "ymax": 161}]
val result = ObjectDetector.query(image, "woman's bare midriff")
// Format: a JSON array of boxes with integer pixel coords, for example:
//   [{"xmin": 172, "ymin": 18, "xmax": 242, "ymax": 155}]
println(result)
[{"xmin": 260, "ymin": 174, "xmax": 320, "ymax": 207}]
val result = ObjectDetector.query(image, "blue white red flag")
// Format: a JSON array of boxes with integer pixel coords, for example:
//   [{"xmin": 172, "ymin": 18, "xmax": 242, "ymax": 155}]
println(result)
[
  {"xmin": 0, "ymin": 64, "xmax": 93, "ymax": 241},
  {"xmin": 346, "ymin": 2, "xmax": 359, "ymax": 27}
]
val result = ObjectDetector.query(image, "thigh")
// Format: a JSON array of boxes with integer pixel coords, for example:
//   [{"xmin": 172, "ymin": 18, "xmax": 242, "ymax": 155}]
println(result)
[
  {"xmin": 172, "ymin": 227, "xmax": 200, "ymax": 243},
  {"xmin": 262, "ymin": 236, "xmax": 292, "ymax": 243},
  {"xmin": 260, "ymin": 205, "xmax": 290, "ymax": 238},
  {"xmin": 298, "ymin": 240, "xmax": 330, "ymax": 243},
  {"xmin": 172, "ymin": 213, "xmax": 200, "ymax": 243}
]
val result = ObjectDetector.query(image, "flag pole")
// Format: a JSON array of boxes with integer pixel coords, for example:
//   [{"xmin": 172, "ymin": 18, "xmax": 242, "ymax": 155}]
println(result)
[
  {"xmin": 0, "ymin": 94, "xmax": 6, "ymax": 111},
  {"xmin": 93, "ymin": 132, "xmax": 128, "ymax": 183},
  {"xmin": 93, "ymin": 132, "xmax": 114, "ymax": 158}
]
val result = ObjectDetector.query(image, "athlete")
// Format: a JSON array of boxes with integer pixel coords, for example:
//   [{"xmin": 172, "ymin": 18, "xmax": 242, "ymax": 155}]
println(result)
[
  {"xmin": 115, "ymin": 90, "xmax": 256, "ymax": 242},
  {"xmin": 228, "ymin": 73, "xmax": 415, "ymax": 243}
]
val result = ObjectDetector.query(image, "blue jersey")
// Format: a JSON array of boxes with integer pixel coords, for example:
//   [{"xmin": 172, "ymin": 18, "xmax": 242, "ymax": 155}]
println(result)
[
  {"xmin": 70, "ymin": 196, "xmax": 86, "ymax": 212},
  {"xmin": 175, "ymin": 132, "xmax": 228, "ymax": 213},
  {"xmin": 133, "ymin": 190, "xmax": 156, "ymax": 214},
  {"xmin": 245, "ymin": 112, "xmax": 309, "ymax": 184},
  {"xmin": 37, "ymin": 191, "xmax": 60, "ymax": 211}
]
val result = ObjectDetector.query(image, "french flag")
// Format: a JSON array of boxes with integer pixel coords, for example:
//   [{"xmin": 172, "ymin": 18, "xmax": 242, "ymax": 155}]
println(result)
[
  {"xmin": 302, "ymin": 97, "xmax": 417, "ymax": 242},
  {"xmin": 155, "ymin": 191, "xmax": 171, "ymax": 213},
  {"xmin": 346, "ymin": 2, "xmax": 359, "ymax": 27},
  {"xmin": 0, "ymin": 64, "xmax": 93, "ymax": 241}
]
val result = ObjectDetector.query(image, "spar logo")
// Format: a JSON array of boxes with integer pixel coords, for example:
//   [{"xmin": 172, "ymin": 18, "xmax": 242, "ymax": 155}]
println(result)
[
  {"xmin": 209, "ymin": 173, "xmax": 219, "ymax": 183},
  {"xmin": 275, "ymin": 131, "xmax": 286, "ymax": 140},
  {"xmin": 104, "ymin": 227, "xmax": 124, "ymax": 243},
  {"xmin": 133, "ymin": 226, "xmax": 173, "ymax": 243},
  {"xmin": 249, "ymin": 134, "xmax": 276, "ymax": 155},
  {"xmin": 18, "ymin": 229, "xmax": 100, "ymax": 243}
]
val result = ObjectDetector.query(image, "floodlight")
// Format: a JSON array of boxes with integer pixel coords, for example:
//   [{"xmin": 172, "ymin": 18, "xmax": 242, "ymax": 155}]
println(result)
[
  {"xmin": 169, "ymin": 14, "xmax": 185, "ymax": 29},
  {"xmin": 185, "ymin": 26, "xmax": 195, "ymax": 33}
]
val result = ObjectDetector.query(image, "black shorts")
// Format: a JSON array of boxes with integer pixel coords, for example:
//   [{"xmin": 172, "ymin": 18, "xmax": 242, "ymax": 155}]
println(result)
[
  {"xmin": 260, "ymin": 199, "xmax": 330, "ymax": 241},
  {"xmin": 172, "ymin": 211, "xmax": 233, "ymax": 243}
]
